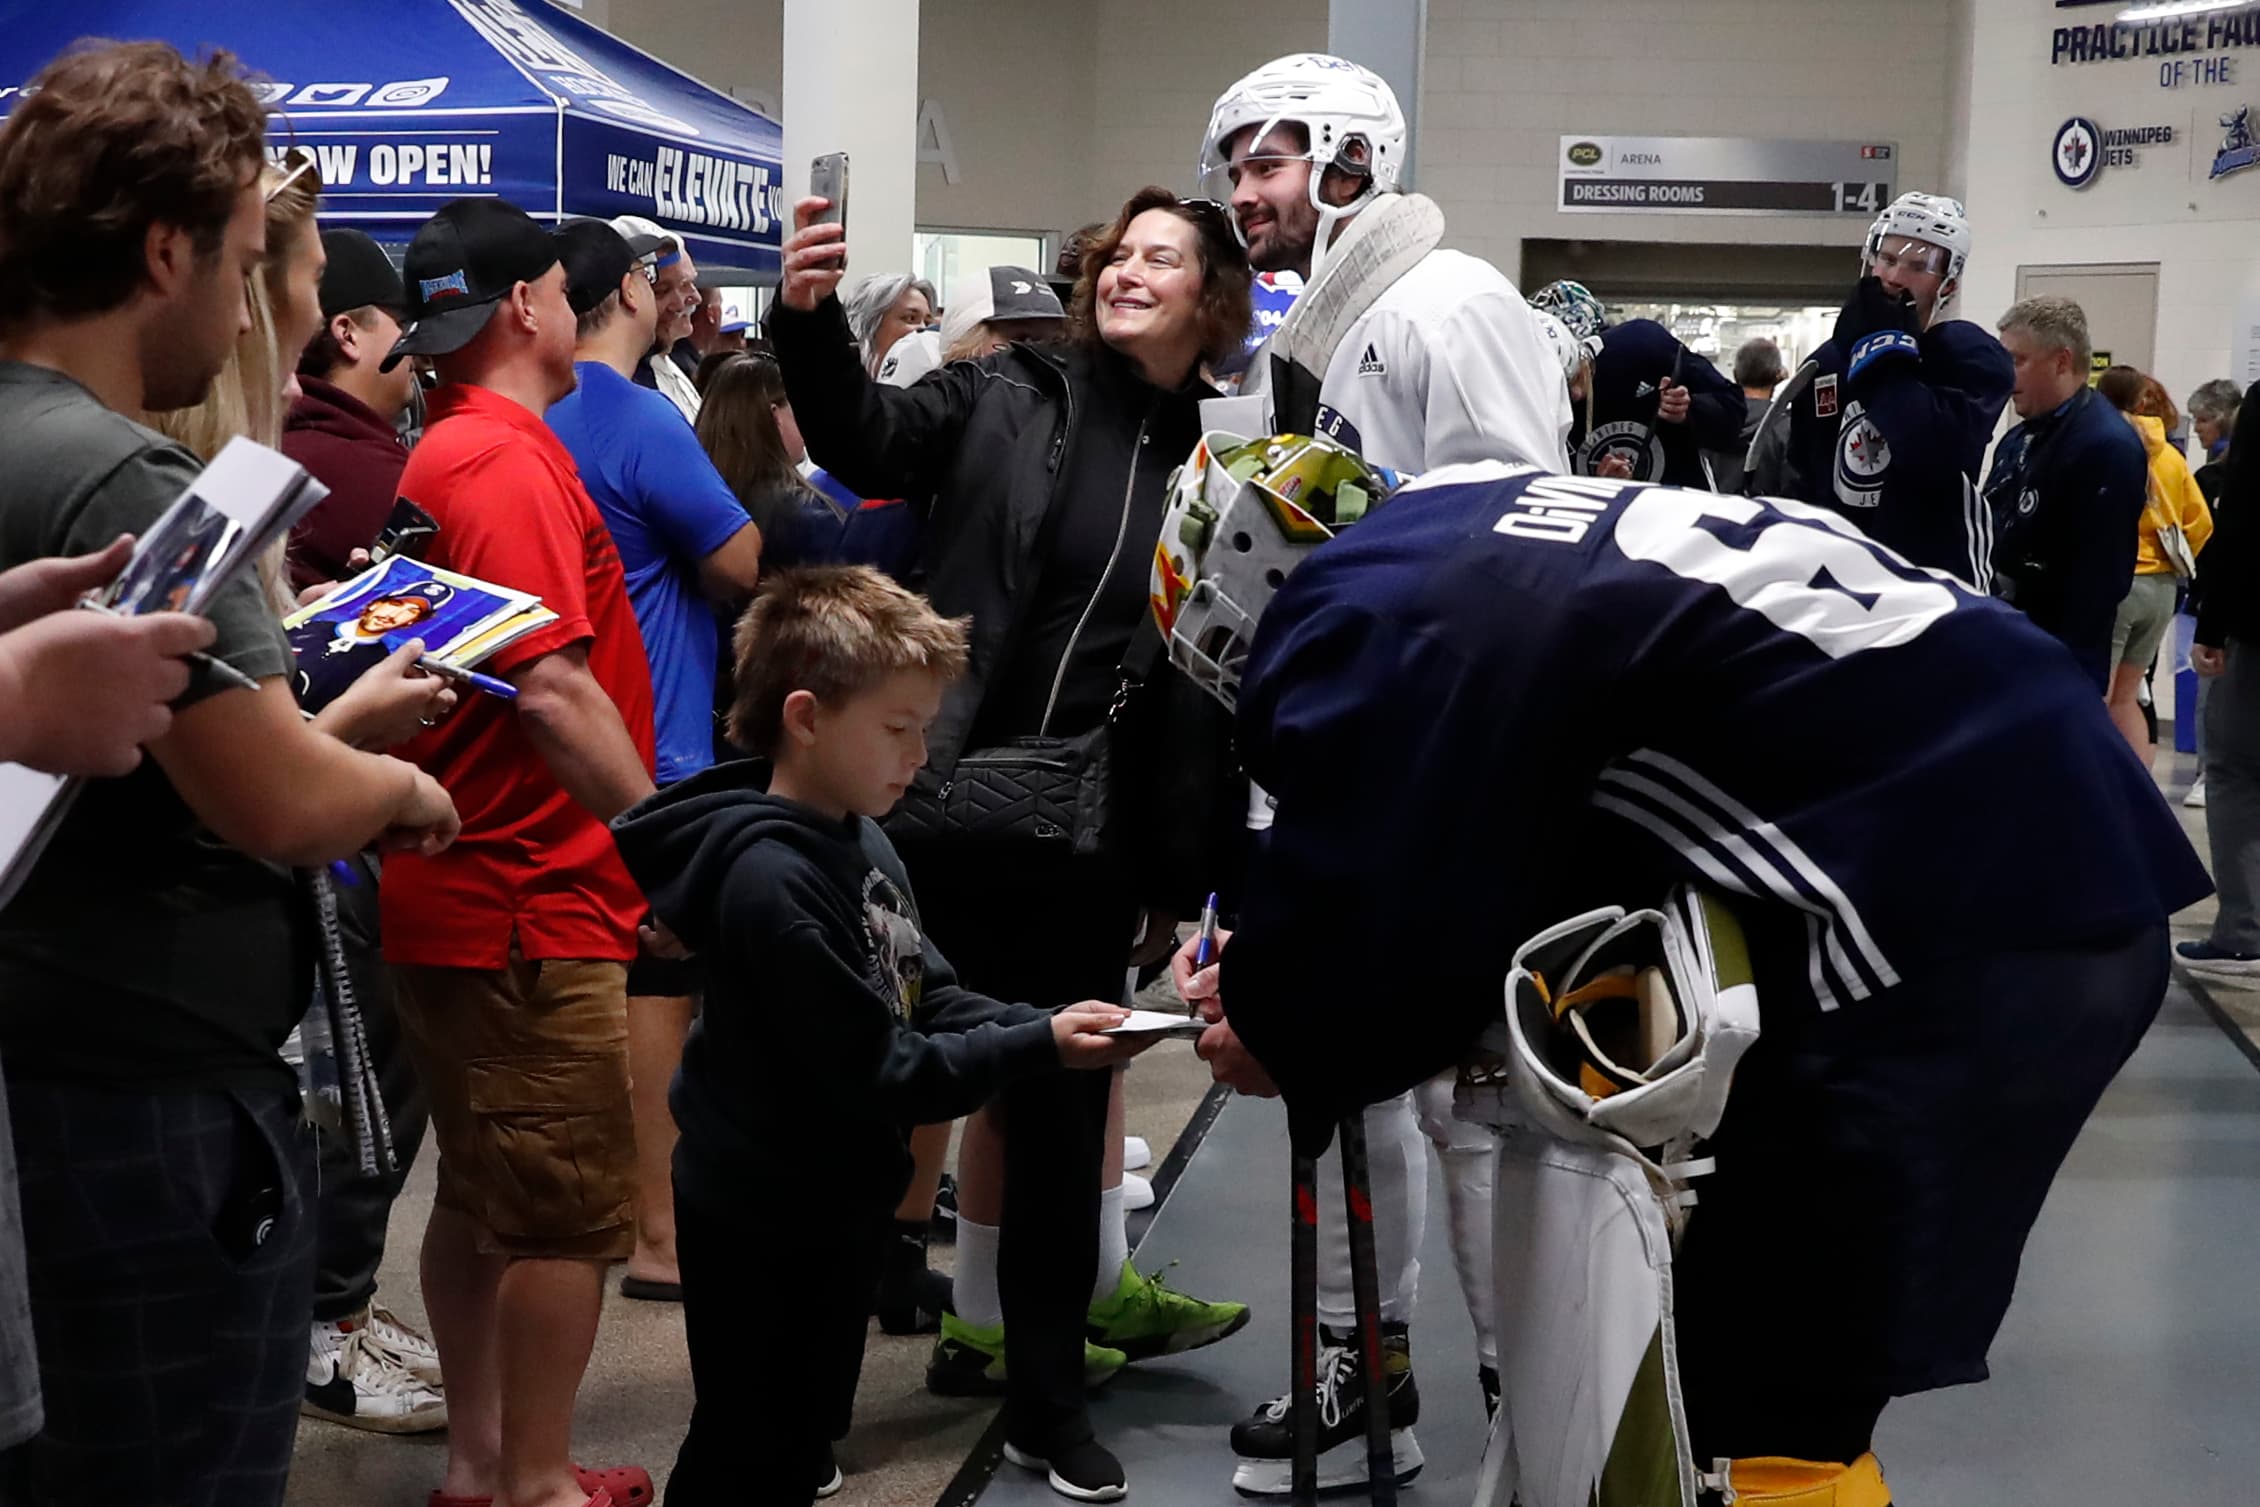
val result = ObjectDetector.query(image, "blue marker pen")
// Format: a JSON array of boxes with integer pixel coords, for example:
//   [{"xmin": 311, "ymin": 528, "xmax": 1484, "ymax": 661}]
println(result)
[
  {"xmin": 1193, "ymin": 891, "xmax": 1220, "ymax": 972},
  {"xmin": 418, "ymin": 661, "xmax": 518, "ymax": 701}
]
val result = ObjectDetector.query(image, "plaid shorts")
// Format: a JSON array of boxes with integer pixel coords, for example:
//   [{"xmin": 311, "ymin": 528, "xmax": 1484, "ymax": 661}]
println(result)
[{"xmin": 0, "ymin": 1080, "xmax": 315, "ymax": 1507}]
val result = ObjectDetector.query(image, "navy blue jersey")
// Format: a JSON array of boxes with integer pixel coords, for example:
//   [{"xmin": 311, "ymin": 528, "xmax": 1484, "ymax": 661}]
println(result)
[
  {"xmin": 1569, "ymin": 319, "xmax": 1742, "ymax": 489},
  {"xmin": 1222, "ymin": 464, "xmax": 2209, "ymax": 1138},
  {"xmin": 1776, "ymin": 319, "xmax": 2011, "ymax": 587}
]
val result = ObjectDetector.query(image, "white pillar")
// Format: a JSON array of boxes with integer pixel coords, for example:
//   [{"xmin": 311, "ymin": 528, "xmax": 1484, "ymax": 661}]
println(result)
[
  {"xmin": 783, "ymin": 0, "xmax": 920, "ymax": 279},
  {"xmin": 1331, "ymin": 0, "xmax": 1425, "ymax": 190}
]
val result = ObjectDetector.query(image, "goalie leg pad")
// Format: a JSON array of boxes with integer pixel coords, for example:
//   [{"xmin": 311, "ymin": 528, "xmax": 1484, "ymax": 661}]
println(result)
[{"xmin": 1713, "ymin": 1453, "xmax": 1890, "ymax": 1507}]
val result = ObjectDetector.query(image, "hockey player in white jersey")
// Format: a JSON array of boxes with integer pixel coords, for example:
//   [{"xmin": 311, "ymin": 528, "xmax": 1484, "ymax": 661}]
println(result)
[
  {"xmin": 1197, "ymin": 53, "xmax": 1570, "ymax": 475},
  {"xmin": 1185, "ymin": 54, "xmax": 1566, "ymax": 1495}
]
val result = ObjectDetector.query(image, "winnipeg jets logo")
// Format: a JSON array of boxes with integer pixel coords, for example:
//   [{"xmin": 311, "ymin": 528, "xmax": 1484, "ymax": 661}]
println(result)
[
  {"xmin": 2053, "ymin": 117, "xmax": 2101, "ymax": 190},
  {"xmin": 1833, "ymin": 400, "xmax": 1890, "ymax": 508},
  {"xmin": 1357, "ymin": 342, "xmax": 1386, "ymax": 377},
  {"xmin": 1576, "ymin": 421, "xmax": 1665, "ymax": 483}
]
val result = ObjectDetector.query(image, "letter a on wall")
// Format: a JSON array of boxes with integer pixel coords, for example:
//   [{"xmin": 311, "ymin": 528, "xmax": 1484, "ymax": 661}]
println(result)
[{"xmin": 917, "ymin": 98, "xmax": 961, "ymax": 185}]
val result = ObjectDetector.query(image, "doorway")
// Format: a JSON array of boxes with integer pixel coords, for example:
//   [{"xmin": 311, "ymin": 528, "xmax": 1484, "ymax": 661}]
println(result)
[{"xmin": 2013, "ymin": 262, "xmax": 2159, "ymax": 377}]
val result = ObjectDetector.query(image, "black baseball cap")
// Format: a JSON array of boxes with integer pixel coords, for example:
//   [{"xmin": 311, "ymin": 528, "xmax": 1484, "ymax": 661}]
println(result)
[
  {"xmin": 555, "ymin": 218, "xmax": 667, "ymax": 317},
  {"xmin": 318, "ymin": 229, "xmax": 406, "ymax": 321},
  {"xmin": 385, "ymin": 198, "xmax": 563, "ymax": 370}
]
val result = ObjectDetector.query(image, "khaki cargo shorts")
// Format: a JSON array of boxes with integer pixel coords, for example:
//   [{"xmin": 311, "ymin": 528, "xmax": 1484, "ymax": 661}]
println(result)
[{"xmin": 393, "ymin": 951, "xmax": 635, "ymax": 1260}]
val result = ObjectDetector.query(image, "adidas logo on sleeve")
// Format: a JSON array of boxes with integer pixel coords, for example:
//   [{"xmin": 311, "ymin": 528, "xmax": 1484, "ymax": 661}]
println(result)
[{"xmin": 1357, "ymin": 342, "xmax": 1386, "ymax": 377}]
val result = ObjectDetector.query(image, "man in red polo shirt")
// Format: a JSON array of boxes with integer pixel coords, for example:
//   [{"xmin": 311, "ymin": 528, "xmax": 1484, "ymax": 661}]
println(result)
[{"xmin": 379, "ymin": 197, "xmax": 657, "ymax": 1507}]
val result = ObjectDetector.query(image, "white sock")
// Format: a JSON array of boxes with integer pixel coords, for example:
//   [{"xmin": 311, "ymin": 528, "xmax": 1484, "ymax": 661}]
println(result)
[
  {"xmin": 1091, "ymin": 1182, "xmax": 1129, "ymax": 1306},
  {"xmin": 955, "ymin": 1216, "xmax": 1004, "ymax": 1329}
]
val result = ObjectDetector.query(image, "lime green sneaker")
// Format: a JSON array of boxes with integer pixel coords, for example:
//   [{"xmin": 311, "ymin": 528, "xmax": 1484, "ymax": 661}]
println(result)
[
  {"xmin": 925, "ymin": 1313, "xmax": 1127, "ymax": 1397},
  {"xmin": 1086, "ymin": 1260, "xmax": 1251, "ymax": 1362}
]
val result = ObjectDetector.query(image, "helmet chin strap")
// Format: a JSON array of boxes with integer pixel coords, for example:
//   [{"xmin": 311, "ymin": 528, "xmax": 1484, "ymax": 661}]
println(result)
[{"xmin": 1304, "ymin": 179, "xmax": 1379, "ymax": 285}]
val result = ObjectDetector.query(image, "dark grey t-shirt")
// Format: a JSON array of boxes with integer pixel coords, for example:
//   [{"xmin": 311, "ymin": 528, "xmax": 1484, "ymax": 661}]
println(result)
[{"xmin": 0, "ymin": 362, "xmax": 304, "ymax": 1091}]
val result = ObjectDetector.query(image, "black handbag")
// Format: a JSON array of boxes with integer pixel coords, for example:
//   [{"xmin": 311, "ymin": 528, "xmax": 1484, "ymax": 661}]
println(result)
[
  {"xmin": 884, "ymin": 620, "xmax": 1161, "ymax": 858},
  {"xmin": 884, "ymin": 721, "xmax": 1116, "ymax": 855}
]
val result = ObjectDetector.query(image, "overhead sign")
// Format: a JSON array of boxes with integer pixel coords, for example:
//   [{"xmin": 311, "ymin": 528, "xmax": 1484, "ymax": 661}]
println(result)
[{"xmin": 1557, "ymin": 136, "xmax": 1898, "ymax": 217}]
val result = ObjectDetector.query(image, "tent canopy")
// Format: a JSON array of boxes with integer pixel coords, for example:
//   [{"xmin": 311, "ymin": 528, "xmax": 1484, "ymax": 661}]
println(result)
[{"xmin": 0, "ymin": 0, "xmax": 783, "ymax": 281}]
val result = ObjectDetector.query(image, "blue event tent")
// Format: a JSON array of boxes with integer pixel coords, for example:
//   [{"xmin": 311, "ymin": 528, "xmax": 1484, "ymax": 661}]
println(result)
[{"xmin": 0, "ymin": 0, "xmax": 784, "ymax": 280}]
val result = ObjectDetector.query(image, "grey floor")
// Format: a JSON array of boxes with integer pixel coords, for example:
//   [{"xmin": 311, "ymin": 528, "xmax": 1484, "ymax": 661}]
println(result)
[
  {"xmin": 978, "ymin": 982, "xmax": 2260, "ymax": 1504},
  {"xmin": 978, "ymin": 1089, "xmax": 1495, "ymax": 1506}
]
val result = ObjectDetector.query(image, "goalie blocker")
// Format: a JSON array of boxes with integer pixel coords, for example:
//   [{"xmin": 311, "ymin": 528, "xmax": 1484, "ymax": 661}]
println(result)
[{"xmin": 1152, "ymin": 438, "xmax": 2208, "ymax": 1502}]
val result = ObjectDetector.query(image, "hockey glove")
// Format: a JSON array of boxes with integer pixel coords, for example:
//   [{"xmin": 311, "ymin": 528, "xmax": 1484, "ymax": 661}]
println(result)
[{"xmin": 1833, "ymin": 276, "xmax": 1922, "ymax": 352}]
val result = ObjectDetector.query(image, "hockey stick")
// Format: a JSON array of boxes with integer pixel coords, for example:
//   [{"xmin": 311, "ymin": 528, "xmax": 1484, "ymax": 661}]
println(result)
[
  {"xmin": 1744, "ymin": 357, "xmax": 1820, "ymax": 477},
  {"xmin": 1338, "ymin": 1113, "xmax": 1398, "ymax": 1506},
  {"xmin": 1290, "ymin": 1149, "xmax": 1321, "ymax": 1506}
]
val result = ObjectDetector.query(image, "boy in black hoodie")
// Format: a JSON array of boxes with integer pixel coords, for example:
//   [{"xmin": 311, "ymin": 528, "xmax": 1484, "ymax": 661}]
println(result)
[{"xmin": 611, "ymin": 566, "xmax": 1151, "ymax": 1506}]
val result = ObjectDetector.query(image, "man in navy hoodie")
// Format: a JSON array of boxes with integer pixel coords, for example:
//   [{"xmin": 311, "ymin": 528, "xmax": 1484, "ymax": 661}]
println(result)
[{"xmin": 612, "ymin": 566, "xmax": 1155, "ymax": 1505}]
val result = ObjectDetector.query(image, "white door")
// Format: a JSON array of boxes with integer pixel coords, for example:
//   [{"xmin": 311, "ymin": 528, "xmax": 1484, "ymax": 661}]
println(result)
[{"xmin": 2014, "ymin": 262, "xmax": 2160, "ymax": 378}]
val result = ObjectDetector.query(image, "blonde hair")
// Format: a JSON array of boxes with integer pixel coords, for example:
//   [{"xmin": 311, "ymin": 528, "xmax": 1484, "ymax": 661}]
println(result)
[
  {"xmin": 147, "ymin": 154, "xmax": 324, "ymax": 616},
  {"xmin": 727, "ymin": 566, "xmax": 969, "ymax": 755}
]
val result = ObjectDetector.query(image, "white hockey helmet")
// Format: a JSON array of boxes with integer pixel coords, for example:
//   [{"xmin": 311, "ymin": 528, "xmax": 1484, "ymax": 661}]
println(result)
[
  {"xmin": 1529, "ymin": 308, "xmax": 1591, "ymax": 384},
  {"xmin": 1197, "ymin": 54, "xmax": 1407, "ymax": 280},
  {"xmin": 1151, "ymin": 431, "xmax": 1403, "ymax": 709},
  {"xmin": 1862, "ymin": 191, "xmax": 1971, "ymax": 311}
]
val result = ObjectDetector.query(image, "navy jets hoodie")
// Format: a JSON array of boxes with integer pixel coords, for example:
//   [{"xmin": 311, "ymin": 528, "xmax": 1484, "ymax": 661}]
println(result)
[{"xmin": 612, "ymin": 760, "xmax": 1060, "ymax": 1208}]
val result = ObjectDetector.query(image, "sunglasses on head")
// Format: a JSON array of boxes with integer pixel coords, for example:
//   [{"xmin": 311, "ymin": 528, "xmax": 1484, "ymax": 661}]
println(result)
[{"xmin": 265, "ymin": 146, "xmax": 317, "ymax": 204}]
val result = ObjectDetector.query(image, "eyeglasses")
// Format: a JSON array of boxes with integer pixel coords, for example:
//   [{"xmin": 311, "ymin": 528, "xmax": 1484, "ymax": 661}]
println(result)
[
  {"xmin": 1179, "ymin": 196, "xmax": 1233, "ymax": 230},
  {"xmin": 265, "ymin": 146, "xmax": 318, "ymax": 204}
]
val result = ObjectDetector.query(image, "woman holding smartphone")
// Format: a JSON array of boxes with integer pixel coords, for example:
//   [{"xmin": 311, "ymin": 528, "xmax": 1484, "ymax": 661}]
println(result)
[{"xmin": 771, "ymin": 186, "xmax": 1253, "ymax": 1502}]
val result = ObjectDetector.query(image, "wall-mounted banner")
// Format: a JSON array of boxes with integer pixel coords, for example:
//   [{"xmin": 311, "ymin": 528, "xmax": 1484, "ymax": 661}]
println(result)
[
  {"xmin": 2051, "ymin": 116, "xmax": 2177, "ymax": 187},
  {"xmin": 1557, "ymin": 136, "xmax": 1898, "ymax": 216}
]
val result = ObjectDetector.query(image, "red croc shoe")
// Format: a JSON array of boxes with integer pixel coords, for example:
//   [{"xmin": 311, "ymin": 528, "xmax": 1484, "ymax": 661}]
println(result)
[{"xmin": 427, "ymin": 1464, "xmax": 652, "ymax": 1507}]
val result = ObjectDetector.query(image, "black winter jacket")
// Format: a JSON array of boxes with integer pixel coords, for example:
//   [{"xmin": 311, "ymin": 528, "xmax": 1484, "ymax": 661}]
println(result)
[{"xmin": 769, "ymin": 295, "xmax": 1243, "ymax": 913}]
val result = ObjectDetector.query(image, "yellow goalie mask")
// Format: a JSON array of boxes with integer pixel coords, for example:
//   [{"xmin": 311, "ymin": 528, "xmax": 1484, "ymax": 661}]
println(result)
[{"xmin": 1149, "ymin": 431, "xmax": 1403, "ymax": 709}]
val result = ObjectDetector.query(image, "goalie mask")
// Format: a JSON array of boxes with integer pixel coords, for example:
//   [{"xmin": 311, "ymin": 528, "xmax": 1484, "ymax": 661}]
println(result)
[{"xmin": 1150, "ymin": 432, "xmax": 1401, "ymax": 709}]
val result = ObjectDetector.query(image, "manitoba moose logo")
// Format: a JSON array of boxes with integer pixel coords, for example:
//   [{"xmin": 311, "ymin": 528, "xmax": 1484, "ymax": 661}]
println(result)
[{"xmin": 2213, "ymin": 105, "xmax": 2259, "ymax": 180}]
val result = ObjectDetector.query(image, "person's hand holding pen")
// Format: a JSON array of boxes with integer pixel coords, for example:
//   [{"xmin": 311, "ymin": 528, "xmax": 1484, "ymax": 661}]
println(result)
[
  {"xmin": 1170, "ymin": 913, "xmax": 1281, "ymax": 1100},
  {"xmin": 312, "ymin": 639, "xmax": 458, "ymax": 750}
]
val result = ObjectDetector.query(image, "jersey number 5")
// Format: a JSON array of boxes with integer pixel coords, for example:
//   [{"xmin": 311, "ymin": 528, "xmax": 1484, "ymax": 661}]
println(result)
[{"xmin": 1614, "ymin": 488, "xmax": 1958, "ymax": 659}]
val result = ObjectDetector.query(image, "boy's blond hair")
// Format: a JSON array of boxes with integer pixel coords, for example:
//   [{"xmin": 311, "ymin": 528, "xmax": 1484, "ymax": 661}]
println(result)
[{"xmin": 727, "ymin": 566, "xmax": 970, "ymax": 755}]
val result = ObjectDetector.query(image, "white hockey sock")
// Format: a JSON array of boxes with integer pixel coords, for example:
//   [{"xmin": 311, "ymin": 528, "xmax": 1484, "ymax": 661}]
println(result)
[
  {"xmin": 1091, "ymin": 1182, "xmax": 1130, "ymax": 1305},
  {"xmin": 954, "ymin": 1215, "xmax": 1004, "ymax": 1329}
]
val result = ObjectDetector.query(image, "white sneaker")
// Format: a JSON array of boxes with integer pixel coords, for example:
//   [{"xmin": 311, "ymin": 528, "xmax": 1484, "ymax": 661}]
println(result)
[
  {"xmin": 1121, "ymin": 1172, "xmax": 1155, "ymax": 1212},
  {"xmin": 303, "ymin": 1323, "xmax": 448, "ymax": 1434},
  {"xmin": 362, "ymin": 1302, "xmax": 444, "ymax": 1388},
  {"xmin": 2185, "ymin": 778, "xmax": 2208, "ymax": 809},
  {"xmin": 1122, "ymin": 1135, "xmax": 1151, "ymax": 1172}
]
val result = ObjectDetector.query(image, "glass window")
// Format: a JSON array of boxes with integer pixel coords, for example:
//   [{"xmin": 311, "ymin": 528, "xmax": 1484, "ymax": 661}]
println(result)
[
  {"xmin": 1611, "ymin": 301, "xmax": 1840, "ymax": 378},
  {"xmin": 915, "ymin": 231, "xmax": 1049, "ymax": 316}
]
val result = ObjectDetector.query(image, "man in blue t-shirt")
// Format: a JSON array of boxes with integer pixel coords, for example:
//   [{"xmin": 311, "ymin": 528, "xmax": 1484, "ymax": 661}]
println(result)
[{"xmin": 546, "ymin": 219, "xmax": 763, "ymax": 1301}]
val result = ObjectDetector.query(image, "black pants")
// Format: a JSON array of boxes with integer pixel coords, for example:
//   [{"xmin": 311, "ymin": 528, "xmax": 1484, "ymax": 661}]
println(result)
[
  {"xmin": 665, "ymin": 1176, "xmax": 892, "ymax": 1506},
  {"xmin": 311, "ymin": 856, "xmax": 428, "ymax": 1322},
  {"xmin": 904, "ymin": 841, "xmax": 1136, "ymax": 1452},
  {"xmin": 1676, "ymin": 923, "xmax": 2168, "ymax": 1464},
  {"xmin": 0, "ymin": 1081, "xmax": 315, "ymax": 1507}
]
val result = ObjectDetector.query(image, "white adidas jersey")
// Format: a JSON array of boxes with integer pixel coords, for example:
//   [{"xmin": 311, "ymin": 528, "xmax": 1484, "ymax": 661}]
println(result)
[{"xmin": 1252, "ymin": 248, "xmax": 1573, "ymax": 476}]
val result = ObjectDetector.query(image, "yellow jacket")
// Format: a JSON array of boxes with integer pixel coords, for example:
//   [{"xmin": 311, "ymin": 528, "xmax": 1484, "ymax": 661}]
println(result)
[{"xmin": 2129, "ymin": 415, "xmax": 2214, "ymax": 574}]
